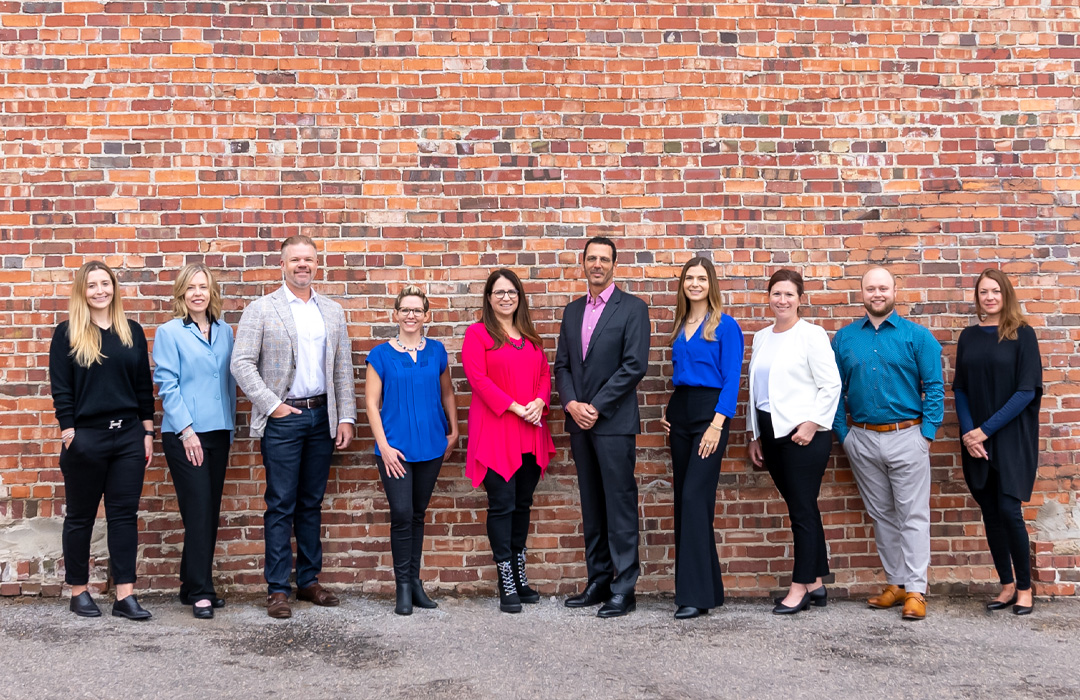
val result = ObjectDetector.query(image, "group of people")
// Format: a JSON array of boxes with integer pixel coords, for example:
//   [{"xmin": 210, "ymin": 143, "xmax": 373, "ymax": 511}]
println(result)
[{"xmin": 48, "ymin": 234, "xmax": 1044, "ymax": 623}]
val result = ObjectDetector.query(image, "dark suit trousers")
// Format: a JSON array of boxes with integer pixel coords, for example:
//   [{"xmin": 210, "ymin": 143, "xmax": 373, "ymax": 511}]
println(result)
[{"xmin": 570, "ymin": 431, "xmax": 640, "ymax": 594}]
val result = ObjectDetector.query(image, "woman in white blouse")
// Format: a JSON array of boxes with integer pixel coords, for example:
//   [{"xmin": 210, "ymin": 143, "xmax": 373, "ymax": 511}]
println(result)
[{"xmin": 747, "ymin": 269, "xmax": 841, "ymax": 615}]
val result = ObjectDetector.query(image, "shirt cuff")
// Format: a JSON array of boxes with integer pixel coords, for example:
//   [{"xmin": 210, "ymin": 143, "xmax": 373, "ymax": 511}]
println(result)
[
  {"xmin": 920, "ymin": 423, "xmax": 938, "ymax": 441},
  {"xmin": 267, "ymin": 401, "xmax": 282, "ymax": 416},
  {"xmin": 339, "ymin": 418, "xmax": 355, "ymax": 424}
]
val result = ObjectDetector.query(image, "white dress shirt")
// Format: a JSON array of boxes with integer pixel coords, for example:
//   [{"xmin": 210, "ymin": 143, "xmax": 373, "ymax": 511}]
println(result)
[{"xmin": 283, "ymin": 285, "xmax": 327, "ymax": 400}]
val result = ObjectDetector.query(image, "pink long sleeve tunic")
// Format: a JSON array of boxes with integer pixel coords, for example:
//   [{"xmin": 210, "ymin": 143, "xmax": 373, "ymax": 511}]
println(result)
[{"xmin": 462, "ymin": 323, "xmax": 556, "ymax": 488}]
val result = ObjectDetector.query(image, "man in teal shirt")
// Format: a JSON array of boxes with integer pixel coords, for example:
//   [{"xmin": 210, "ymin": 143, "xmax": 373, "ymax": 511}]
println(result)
[{"xmin": 832, "ymin": 267, "xmax": 944, "ymax": 621}]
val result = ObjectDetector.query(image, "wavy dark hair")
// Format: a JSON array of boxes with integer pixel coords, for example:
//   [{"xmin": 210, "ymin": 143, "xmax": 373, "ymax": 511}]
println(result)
[
  {"xmin": 481, "ymin": 269, "xmax": 542, "ymax": 350},
  {"xmin": 975, "ymin": 268, "xmax": 1027, "ymax": 341}
]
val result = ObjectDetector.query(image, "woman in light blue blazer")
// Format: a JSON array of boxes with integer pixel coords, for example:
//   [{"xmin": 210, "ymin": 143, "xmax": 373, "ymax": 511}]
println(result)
[{"xmin": 153, "ymin": 262, "xmax": 236, "ymax": 619}]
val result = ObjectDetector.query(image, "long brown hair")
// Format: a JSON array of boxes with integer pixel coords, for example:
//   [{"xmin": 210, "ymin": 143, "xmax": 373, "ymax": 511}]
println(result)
[
  {"xmin": 669, "ymin": 257, "xmax": 724, "ymax": 345},
  {"xmin": 975, "ymin": 268, "xmax": 1027, "ymax": 341},
  {"xmin": 481, "ymin": 269, "xmax": 542, "ymax": 350},
  {"xmin": 67, "ymin": 261, "xmax": 132, "ymax": 367}
]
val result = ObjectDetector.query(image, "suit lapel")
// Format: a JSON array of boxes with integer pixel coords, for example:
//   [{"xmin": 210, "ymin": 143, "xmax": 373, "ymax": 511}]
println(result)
[
  {"xmin": 563, "ymin": 297, "xmax": 586, "ymax": 363},
  {"xmin": 584, "ymin": 287, "xmax": 621, "ymax": 361},
  {"xmin": 317, "ymin": 294, "xmax": 337, "ymax": 380}
]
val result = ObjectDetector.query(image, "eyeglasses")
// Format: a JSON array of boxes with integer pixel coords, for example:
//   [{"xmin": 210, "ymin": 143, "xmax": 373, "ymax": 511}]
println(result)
[
  {"xmin": 397, "ymin": 308, "xmax": 425, "ymax": 317},
  {"xmin": 490, "ymin": 290, "xmax": 519, "ymax": 300}
]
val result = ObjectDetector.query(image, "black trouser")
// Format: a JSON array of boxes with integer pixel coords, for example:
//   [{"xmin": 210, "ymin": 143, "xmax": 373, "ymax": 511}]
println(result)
[
  {"xmin": 377, "ymin": 454, "xmax": 444, "ymax": 582},
  {"xmin": 162, "ymin": 429, "xmax": 231, "ymax": 602},
  {"xmin": 668, "ymin": 387, "xmax": 729, "ymax": 609},
  {"xmin": 758, "ymin": 410, "xmax": 831, "ymax": 586},
  {"xmin": 969, "ymin": 467, "xmax": 1031, "ymax": 590},
  {"xmin": 482, "ymin": 454, "xmax": 542, "ymax": 563},
  {"xmin": 569, "ymin": 432, "xmax": 641, "ymax": 595},
  {"xmin": 59, "ymin": 421, "xmax": 146, "ymax": 586}
]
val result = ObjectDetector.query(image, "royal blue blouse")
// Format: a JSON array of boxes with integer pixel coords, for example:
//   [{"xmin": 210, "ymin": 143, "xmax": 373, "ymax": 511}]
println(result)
[
  {"xmin": 671, "ymin": 312, "xmax": 745, "ymax": 418},
  {"xmin": 366, "ymin": 340, "xmax": 449, "ymax": 463}
]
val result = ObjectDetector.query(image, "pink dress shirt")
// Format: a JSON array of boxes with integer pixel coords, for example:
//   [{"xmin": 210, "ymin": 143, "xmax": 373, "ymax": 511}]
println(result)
[
  {"xmin": 580, "ymin": 282, "xmax": 615, "ymax": 358},
  {"xmin": 462, "ymin": 323, "xmax": 556, "ymax": 488}
]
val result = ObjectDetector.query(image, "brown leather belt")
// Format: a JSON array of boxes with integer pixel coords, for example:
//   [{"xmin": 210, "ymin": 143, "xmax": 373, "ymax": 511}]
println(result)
[
  {"xmin": 284, "ymin": 394, "xmax": 327, "ymax": 409},
  {"xmin": 851, "ymin": 418, "xmax": 922, "ymax": 433}
]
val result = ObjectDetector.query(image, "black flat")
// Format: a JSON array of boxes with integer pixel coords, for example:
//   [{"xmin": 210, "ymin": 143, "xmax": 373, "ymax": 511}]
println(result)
[
  {"xmin": 1013, "ymin": 596, "xmax": 1034, "ymax": 616},
  {"xmin": 112, "ymin": 595, "xmax": 152, "ymax": 621},
  {"xmin": 192, "ymin": 604, "xmax": 214, "ymax": 620},
  {"xmin": 772, "ymin": 592, "xmax": 812, "ymax": 615},
  {"xmin": 180, "ymin": 594, "xmax": 225, "ymax": 609},
  {"xmin": 775, "ymin": 586, "xmax": 827, "ymax": 608},
  {"xmin": 69, "ymin": 591, "xmax": 102, "ymax": 618},
  {"xmin": 674, "ymin": 606, "xmax": 708, "ymax": 620},
  {"xmin": 986, "ymin": 592, "xmax": 1018, "ymax": 611}
]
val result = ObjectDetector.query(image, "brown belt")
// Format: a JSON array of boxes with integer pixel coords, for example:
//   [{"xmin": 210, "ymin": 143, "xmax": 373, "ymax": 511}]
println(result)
[
  {"xmin": 284, "ymin": 394, "xmax": 327, "ymax": 409},
  {"xmin": 851, "ymin": 418, "xmax": 922, "ymax": 433}
]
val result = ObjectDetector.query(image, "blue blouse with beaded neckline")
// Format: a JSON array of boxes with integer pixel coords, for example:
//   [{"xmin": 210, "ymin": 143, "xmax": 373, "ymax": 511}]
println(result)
[
  {"xmin": 671, "ymin": 312, "xmax": 745, "ymax": 418},
  {"xmin": 366, "ymin": 339, "xmax": 449, "ymax": 462}
]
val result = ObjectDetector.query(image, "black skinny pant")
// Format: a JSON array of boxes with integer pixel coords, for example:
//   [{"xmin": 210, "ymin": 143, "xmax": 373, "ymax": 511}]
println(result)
[
  {"xmin": 668, "ymin": 386, "xmax": 729, "ymax": 609},
  {"xmin": 482, "ymin": 454, "xmax": 542, "ymax": 563},
  {"xmin": 758, "ymin": 410, "xmax": 832, "ymax": 586},
  {"xmin": 60, "ymin": 421, "xmax": 146, "ymax": 586},
  {"xmin": 377, "ymin": 455, "xmax": 444, "ymax": 582},
  {"xmin": 969, "ymin": 467, "xmax": 1031, "ymax": 590},
  {"xmin": 162, "ymin": 430, "xmax": 231, "ymax": 602}
]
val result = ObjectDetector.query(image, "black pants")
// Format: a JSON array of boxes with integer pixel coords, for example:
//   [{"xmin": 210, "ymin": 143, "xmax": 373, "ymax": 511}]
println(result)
[
  {"xmin": 969, "ymin": 467, "xmax": 1031, "ymax": 590},
  {"xmin": 59, "ymin": 421, "xmax": 146, "ymax": 586},
  {"xmin": 377, "ymin": 454, "xmax": 444, "ymax": 582},
  {"xmin": 162, "ymin": 429, "xmax": 231, "ymax": 602},
  {"xmin": 758, "ymin": 410, "xmax": 831, "ymax": 585},
  {"xmin": 569, "ymin": 431, "xmax": 641, "ymax": 595},
  {"xmin": 668, "ymin": 387, "xmax": 729, "ymax": 609},
  {"xmin": 482, "ymin": 454, "xmax": 542, "ymax": 563}
]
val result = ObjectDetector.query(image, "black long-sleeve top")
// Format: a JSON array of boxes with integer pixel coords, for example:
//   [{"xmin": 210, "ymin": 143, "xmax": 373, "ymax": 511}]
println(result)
[{"xmin": 49, "ymin": 319, "xmax": 155, "ymax": 431}]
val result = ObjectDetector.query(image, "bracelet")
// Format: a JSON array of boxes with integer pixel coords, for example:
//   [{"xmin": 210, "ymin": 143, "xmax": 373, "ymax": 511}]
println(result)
[
  {"xmin": 708, "ymin": 422, "xmax": 724, "ymax": 430},
  {"xmin": 61, "ymin": 430, "xmax": 75, "ymax": 439},
  {"xmin": 180, "ymin": 429, "xmax": 196, "ymax": 441},
  {"xmin": 145, "ymin": 429, "xmax": 156, "ymax": 438}
]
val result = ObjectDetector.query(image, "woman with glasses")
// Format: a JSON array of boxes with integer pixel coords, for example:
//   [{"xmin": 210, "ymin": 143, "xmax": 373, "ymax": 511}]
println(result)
[
  {"xmin": 462, "ymin": 269, "xmax": 556, "ymax": 613},
  {"xmin": 364, "ymin": 285, "xmax": 459, "ymax": 615}
]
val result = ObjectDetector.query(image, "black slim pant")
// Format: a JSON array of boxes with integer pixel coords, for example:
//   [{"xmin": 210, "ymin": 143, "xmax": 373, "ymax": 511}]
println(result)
[
  {"xmin": 758, "ymin": 410, "xmax": 831, "ymax": 586},
  {"xmin": 162, "ymin": 429, "xmax": 231, "ymax": 602},
  {"xmin": 482, "ymin": 454, "xmax": 542, "ymax": 563},
  {"xmin": 969, "ymin": 467, "xmax": 1031, "ymax": 590},
  {"xmin": 668, "ymin": 387, "xmax": 728, "ymax": 609},
  {"xmin": 377, "ymin": 454, "xmax": 444, "ymax": 582},
  {"xmin": 59, "ymin": 421, "xmax": 146, "ymax": 586}
]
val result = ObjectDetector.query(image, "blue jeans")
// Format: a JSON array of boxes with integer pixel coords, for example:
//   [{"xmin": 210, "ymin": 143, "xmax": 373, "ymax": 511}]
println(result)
[{"xmin": 261, "ymin": 406, "xmax": 336, "ymax": 595}]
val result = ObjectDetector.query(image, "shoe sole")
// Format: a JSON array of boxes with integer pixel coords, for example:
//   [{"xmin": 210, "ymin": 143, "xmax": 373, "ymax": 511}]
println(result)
[
  {"xmin": 597, "ymin": 603, "xmax": 636, "ymax": 618},
  {"xmin": 111, "ymin": 611, "xmax": 152, "ymax": 620},
  {"xmin": 71, "ymin": 609, "xmax": 102, "ymax": 618},
  {"xmin": 902, "ymin": 614, "xmax": 926, "ymax": 621},
  {"xmin": 867, "ymin": 601, "xmax": 903, "ymax": 609},
  {"xmin": 500, "ymin": 604, "xmax": 522, "ymax": 613},
  {"xmin": 519, "ymin": 595, "xmax": 541, "ymax": 604}
]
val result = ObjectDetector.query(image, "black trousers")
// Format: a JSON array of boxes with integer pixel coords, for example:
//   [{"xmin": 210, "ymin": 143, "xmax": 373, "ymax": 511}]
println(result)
[
  {"xmin": 758, "ymin": 410, "xmax": 831, "ymax": 585},
  {"xmin": 482, "ymin": 454, "xmax": 541, "ymax": 563},
  {"xmin": 162, "ymin": 429, "xmax": 231, "ymax": 602},
  {"xmin": 377, "ymin": 454, "xmax": 444, "ymax": 582},
  {"xmin": 668, "ymin": 387, "xmax": 729, "ymax": 609},
  {"xmin": 569, "ymin": 431, "xmax": 641, "ymax": 595},
  {"xmin": 969, "ymin": 467, "xmax": 1031, "ymax": 590},
  {"xmin": 59, "ymin": 421, "xmax": 146, "ymax": 586}
]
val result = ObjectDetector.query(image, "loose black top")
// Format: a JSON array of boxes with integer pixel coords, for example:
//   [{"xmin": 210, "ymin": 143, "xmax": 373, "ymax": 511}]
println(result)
[
  {"xmin": 49, "ymin": 319, "xmax": 155, "ymax": 431},
  {"xmin": 953, "ymin": 323, "xmax": 1043, "ymax": 500}
]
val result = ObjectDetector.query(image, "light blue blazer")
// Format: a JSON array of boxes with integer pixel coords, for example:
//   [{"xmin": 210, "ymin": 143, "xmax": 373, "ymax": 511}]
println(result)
[{"xmin": 153, "ymin": 317, "xmax": 237, "ymax": 439}]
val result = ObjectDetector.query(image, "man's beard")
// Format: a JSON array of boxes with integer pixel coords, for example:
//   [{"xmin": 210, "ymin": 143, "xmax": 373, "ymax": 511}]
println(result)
[{"xmin": 864, "ymin": 300, "xmax": 895, "ymax": 318}]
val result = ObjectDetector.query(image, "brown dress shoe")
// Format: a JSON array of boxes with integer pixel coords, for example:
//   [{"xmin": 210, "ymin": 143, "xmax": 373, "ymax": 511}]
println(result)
[
  {"xmin": 867, "ymin": 584, "xmax": 905, "ymax": 609},
  {"xmin": 297, "ymin": 582, "xmax": 340, "ymax": 607},
  {"xmin": 901, "ymin": 591, "xmax": 927, "ymax": 621},
  {"xmin": 267, "ymin": 592, "xmax": 292, "ymax": 619}
]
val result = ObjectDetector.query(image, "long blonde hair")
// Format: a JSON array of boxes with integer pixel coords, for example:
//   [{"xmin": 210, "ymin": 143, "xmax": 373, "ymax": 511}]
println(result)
[
  {"xmin": 669, "ymin": 257, "xmax": 724, "ymax": 345},
  {"xmin": 68, "ymin": 261, "xmax": 132, "ymax": 367},
  {"xmin": 171, "ymin": 262, "xmax": 223, "ymax": 321},
  {"xmin": 975, "ymin": 268, "xmax": 1027, "ymax": 342}
]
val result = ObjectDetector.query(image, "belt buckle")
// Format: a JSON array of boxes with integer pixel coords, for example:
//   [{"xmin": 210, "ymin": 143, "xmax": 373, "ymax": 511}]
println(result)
[{"xmin": 109, "ymin": 419, "xmax": 124, "ymax": 430}]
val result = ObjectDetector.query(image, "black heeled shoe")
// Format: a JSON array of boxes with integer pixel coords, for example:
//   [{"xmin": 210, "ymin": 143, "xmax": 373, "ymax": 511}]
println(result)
[
  {"xmin": 112, "ymin": 595, "xmax": 152, "ymax": 621},
  {"xmin": 986, "ymin": 592, "xmax": 1018, "ymax": 611},
  {"xmin": 69, "ymin": 591, "xmax": 102, "ymax": 618},
  {"xmin": 394, "ymin": 582, "xmax": 413, "ymax": 616},
  {"xmin": 674, "ymin": 606, "xmax": 708, "ymax": 620},
  {"xmin": 772, "ymin": 592, "xmax": 812, "ymax": 615},
  {"xmin": 410, "ymin": 578, "xmax": 438, "ymax": 609},
  {"xmin": 192, "ymin": 603, "xmax": 214, "ymax": 620},
  {"xmin": 775, "ymin": 586, "xmax": 827, "ymax": 608}
]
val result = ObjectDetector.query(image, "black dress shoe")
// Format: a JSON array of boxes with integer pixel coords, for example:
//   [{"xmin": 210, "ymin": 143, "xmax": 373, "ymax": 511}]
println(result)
[
  {"xmin": 192, "ymin": 603, "xmax": 214, "ymax": 620},
  {"xmin": 674, "ymin": 606, "xmax": 707, "ymax": 620},
  {"xmin": 564, "ymin": 581, "xmax": 611, "ymax": 608},
  {"xmin": 772, "ymin": 592, "xmax": 812, "ymax": 615},
  {"xmin": 1013, "ymin": 594, "xmax": 1034, "ymax": 616},
  {"xmin": 112, "ymin": 595, "xmax": 152, "ymax": 621},
  {"xmin": 410, "ymin": 578, "xmax": 438, "ymax": 609},
  {"xmin": 774, "ymin": 586, "xmax": 827, "ymax": 608},
  {"xmin": 69, "ymin": 591, "xmax": 102, "ymax": 618},
  {"xmin": 179, "ymin": 594, "xmax": 225, "ymax": 609},
  {"xmin": 597, "ymin": 592, "xmax": 636, "ymax": 618},
  {"xmin": 986, "ymin": 592, "xmax": 1018, "ymax": 611}
]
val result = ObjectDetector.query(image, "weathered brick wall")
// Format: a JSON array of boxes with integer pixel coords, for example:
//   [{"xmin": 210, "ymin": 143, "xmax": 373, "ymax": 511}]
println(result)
[{"xmin": 1, "ymin": 0, "xmax": 1078, "ymax": 599}]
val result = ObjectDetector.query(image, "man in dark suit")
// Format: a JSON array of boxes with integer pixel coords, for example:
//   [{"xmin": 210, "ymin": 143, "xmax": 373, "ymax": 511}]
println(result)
[{"xmin": 554, "ymin": 236, "xmax": 651, "ymax": 618}]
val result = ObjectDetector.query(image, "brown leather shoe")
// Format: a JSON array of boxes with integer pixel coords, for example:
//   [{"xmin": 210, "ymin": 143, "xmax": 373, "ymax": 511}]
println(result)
[
  {"xmin": 297, "ymin": 582, "xmax": 340, "ymax": 607},
  {"xmin": 901, "ymin": 591, "xmax": 926, "ymax": 621},
  {"xmin": 266, "ymin": 592, "xmax": 292, "ymax": 619},
  {"xmin": 867, "ymin": 584, "xmax": 905, "ymax": 609}
]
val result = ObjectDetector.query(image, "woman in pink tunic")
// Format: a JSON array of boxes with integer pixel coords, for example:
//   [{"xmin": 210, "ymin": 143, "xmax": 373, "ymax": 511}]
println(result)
[{"xmin": 462, "ymin": 269, "xmax": 556, "ymax": 613}]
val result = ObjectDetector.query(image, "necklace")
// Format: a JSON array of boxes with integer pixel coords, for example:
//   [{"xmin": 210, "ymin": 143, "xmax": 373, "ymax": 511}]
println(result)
[
  {"xmin": 506, "ymin": 335, "xmax": 526, "ymax": 350},
  {"xmin": 395, "ymin": 335, "xmax": 425, "ymax": 352}
]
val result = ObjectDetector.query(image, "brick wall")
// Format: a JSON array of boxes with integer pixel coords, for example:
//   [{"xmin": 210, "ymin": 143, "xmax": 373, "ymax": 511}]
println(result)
[{"xmin": 1, "ymin": 0, "xmax": 1078, "ymax": 599}]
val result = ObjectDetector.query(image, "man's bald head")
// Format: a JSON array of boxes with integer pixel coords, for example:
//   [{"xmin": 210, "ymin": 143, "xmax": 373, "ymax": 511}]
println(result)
[{"xmin": 861, "ymin": 266, "xmax": 897, "ymax": 319}]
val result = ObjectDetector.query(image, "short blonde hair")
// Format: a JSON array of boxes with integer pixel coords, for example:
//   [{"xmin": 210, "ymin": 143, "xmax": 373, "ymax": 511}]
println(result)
[
  {"xmin": 171, "ymin": 263, "xmax": 223, "ymax": 321},
  {"xmin": 395, "ymin": 285, "xmax": 429, "ymax": 312}
]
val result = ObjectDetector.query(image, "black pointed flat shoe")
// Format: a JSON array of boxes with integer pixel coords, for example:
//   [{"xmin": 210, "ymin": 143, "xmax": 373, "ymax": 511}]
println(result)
[
  {"xmin": 775, "ymin": 586, "xmax": 827, "ymax": 608},
  {"xmin": 112, "ymin": 595, "xmax": 152, "ymax": 621},
  {"xmin": 986, "ymin": 592, "xmax": 1018, "ymax": 611},
  {"xmin": 674, "ymin": 606, "xmax": 708, "ymax": 620},
  {"xmin": 69, "ymin": 591, "xmax": 102, "ymax": 618}
]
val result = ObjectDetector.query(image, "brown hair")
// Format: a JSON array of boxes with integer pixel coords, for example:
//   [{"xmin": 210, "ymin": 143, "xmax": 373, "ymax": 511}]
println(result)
[
  {"xmin": 280, "ymin": 234, "xmax": 317, "ymax": 255},
  {"xmin": 974, "ymin": 268, "xmax": 1027, "ymax": 341},
  {"xmin": 669, "ymin": 257, "xmax": 724, "ymax": 345},
  {"xmin": 481, "ymin": 269, "xmax": 542, "ymax": 350},
  {"xmin": 171, "ymin": 262, "xmax": 223, "ymax": 322},
  {"xmin": 767, "ymin": 269, "xmax": 804, "ymax": 295}
]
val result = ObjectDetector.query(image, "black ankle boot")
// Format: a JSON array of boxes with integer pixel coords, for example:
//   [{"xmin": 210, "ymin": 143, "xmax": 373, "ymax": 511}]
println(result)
[
  {"xmin": 410, "ymin": 577, "xmax": 438, "ymax": 609},
  {"xmin": 394, "ymin": 582, "xmax": 413, "ymax": 616},
  {"xmin": 512, "ymin": 549, "xmax": 540, "ymax": 604},
  {"xmin": 496, "ymin": 560, "xmax": 522, "ymax": 613}
]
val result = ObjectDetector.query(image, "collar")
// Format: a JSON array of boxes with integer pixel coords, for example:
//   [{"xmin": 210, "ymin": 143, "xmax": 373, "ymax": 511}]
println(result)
[
  {"xmin": 283, "ymin": 284, "xmax": 318, "ymax": 306},
  {"xmin": 860, "ymin": 310, "xmax": 899, "ymax": 330},
  {"xmin": 587, "ymin": 282, "xmax": 616, "ymax": 306},
  {"xmin": 183, "ymin": 315, "xmax": 216, "ymax": 327}
]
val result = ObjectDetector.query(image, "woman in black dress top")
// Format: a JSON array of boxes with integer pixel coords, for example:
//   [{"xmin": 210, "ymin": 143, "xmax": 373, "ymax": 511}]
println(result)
[{"xmin": 953, "ymin": 269, "xmax": 1043, "ymax": 615}]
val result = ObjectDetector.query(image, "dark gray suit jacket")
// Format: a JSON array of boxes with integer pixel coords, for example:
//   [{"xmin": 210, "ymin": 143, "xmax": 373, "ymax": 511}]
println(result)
[{"xmin": 554, "ymin": 286, "xmax": 651, "ymax": 435}]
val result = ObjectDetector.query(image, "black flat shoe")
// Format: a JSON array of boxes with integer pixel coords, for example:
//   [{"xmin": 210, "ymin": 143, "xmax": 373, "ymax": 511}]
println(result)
[
  {"xmin": 674, "ymin": 606, "xmax": 707, "ymax": 620},
  {"xmin": 410, "ymin": 578, "xmax": 438, "ymax": 609},
  {"xmin": 775, "ymin": 587, "xmax": 827, "ymax": 608},
  {"xmin": 986, "ymin": 592, "xmax": 1018, "ymax": 611},
  {"xmin": 565, "ymin": 581, "xmax": 611, "ymax": 608},
  {"xmin": 772, "ymin": 592, "xmax": 812, "ymax": 615},
  {"xmin": 1013, "ymin": 596, "xmax": 1034, "ymax": 616},
  {"xmin": 597, "ymin": 592, "xmax": 636, "ymax": 618},
  {"xmin": 179, "ymin": 594, "xmax": 225, "ymax": 609},
  {"xmin": 112, "ymin": 595, "xmax": 152, "ymax": 621},
  {"xmin": 192, "ymin": 604, "xmax": 214, "ymax": 620},
  {"xmin": 69, "ymin": 591, "xmax": 102, "ymax": 618}
]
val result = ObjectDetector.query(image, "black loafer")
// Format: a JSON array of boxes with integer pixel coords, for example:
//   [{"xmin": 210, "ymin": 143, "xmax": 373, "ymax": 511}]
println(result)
[
  {"xmin": 986, "ymin": 592, "xmax": 1018, "ymax": 611},
  {"xmin": 112, "ymin": 595, "xmax": 152, "ymax": 621},
  {"xmin": 597, "ymin": 592, "xmax": 636, "ymax": 618},
  {"xmin": 69, "ymin": 591, "xmax": 102, "ymax": 618},
  {"xmin": 192, "ymin": 604, "xmax": 214, "ymax": 620},
  {"xmin": 179, "ymin": 594, "xmax": 225, "ymax": 609},
  {"xmin": 565, "ymin": 581, "xmax": 611, "ymax": 608},
  {"xmin": 674, "ymin": 606, "xmax": 707, "ymax": 620}
]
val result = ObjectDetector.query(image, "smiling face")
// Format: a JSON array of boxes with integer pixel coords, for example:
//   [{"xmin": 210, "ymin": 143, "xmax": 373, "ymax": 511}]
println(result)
[
  {"xmin": 977, "ymin": 275, "xmax": 1003, "ymax": 319},
  {"xmin": 281, "ymin": 242, "xmax": 318, "ymax": 291},
  {"xmin": 861, "ymin": 268, "xmax": 896, "ymax": 319},
  {"xmin": 682, "ymin": 264, "xmax": 709, "ymax": 305},
  {"xmin": 489, "ymin": 275, "xmax": 520, "ymax": 322},
  {"xmin": 582, "ymin": 241, "xmax": 615, "ymax": 293},
  {"xmin": 769, "ymin": 280, "xmax": 801, "ymax": 324},
  {"xmin": 184, "ymin": 271, "xmax": 210, "ymax": 318},
  {"xmin": 394, "ymin": 295, "xmax": 428, "ymax": 335},
  {"xmin": 84, "ymin": 268, "xmax": 114, "ymax": 313}
]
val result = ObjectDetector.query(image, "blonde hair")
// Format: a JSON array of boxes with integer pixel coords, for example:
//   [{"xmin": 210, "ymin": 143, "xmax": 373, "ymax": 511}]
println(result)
[
  {"xmin": 171, "ymin": 263, "xmax": 223, "ymax": 321},
  {"xmin": 669, "ymin": 257, "xmax": 724, "ymax": 345},
  {"xmin": 975, "ymin": 268, "xmax": 1027, "ymax": 342},
  {"xmin": 395, "ymin": 284, "xmax": 429, "ymax": 312},
  {"xmin": 67, "ymin": 261, "xmax": 132, "ymax": 367}
]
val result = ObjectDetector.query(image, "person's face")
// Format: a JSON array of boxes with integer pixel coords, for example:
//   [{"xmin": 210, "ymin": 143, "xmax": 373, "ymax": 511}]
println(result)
[
  {"xmin": 769, "ymin": 280, "xmax": 801, "ymax": 322},
  {"xmin": 184, "ymin": 271, "xmax": 210, "ymax": 317},
  {"xmin": 489, "ymin": 276, "xmax": 520, "ymax": 321},
  {"xmin": 682, "ymin": 265, "xmax": 709, "ymax": 305},
  {"xmin": 281, "ymin": 243, "xmax": 318, "ymax": 290},
  {"xmin": 85, "ymin": 269, "xmax": 114, "ymax": 312},
  {"xmin": 861, "ymin": 269, "xmax": 896, "ymax": 319},
  {"xmin": 394, "ymin": 295, "xmax": 428, "ymax": 334},
  {"xmin": 977, "ymin": 277, "xmax": 1003, "ymax": 318},
  {"xmin": 582, "ymin": 242, "xmax": 615, "ymax": 291}
]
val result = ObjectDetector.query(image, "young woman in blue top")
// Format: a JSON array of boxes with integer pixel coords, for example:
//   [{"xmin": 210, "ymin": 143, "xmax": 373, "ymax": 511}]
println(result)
[
  {"xmin": 659, "ymin": 257, "xmax": 744, "ymax": 620},
  {"xmin": 364, "ymin": 285, "xmax": 459, "ymax": 616},
  {"xmin": 153, "ymin": 263, "xmax": 237, "ymax": 619}
]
